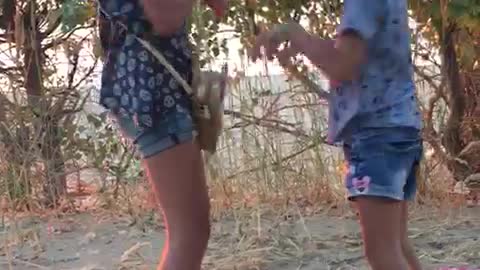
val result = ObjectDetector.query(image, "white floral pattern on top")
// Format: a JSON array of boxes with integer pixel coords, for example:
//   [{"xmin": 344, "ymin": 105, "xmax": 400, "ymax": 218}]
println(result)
[{"xmin": 98, "ymin": 0, "xmax": 193, "ymax": 132}]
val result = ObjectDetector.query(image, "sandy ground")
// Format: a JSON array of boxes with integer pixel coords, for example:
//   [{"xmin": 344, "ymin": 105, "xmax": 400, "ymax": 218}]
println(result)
[{"xmin": 1, "ymin": 206, "xmax": 479, "ymax": 270}]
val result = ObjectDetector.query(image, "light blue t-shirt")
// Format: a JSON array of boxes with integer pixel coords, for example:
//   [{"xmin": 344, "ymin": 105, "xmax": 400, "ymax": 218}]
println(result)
[{"xmin": 327, "ymin": 0, "xmax": 422, "ymax": 144}]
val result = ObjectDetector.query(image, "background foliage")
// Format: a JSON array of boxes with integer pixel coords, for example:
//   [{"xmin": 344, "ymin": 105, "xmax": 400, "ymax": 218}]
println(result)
[{"xmin": 0, "ymin": 0, "xmax": 478, "ymax": 210}]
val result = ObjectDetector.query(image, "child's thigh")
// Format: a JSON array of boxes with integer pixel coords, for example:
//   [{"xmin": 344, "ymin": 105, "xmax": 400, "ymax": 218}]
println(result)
[{"xmin": 343, "ymin": 129, "xmax": 422, "ymax": 201}]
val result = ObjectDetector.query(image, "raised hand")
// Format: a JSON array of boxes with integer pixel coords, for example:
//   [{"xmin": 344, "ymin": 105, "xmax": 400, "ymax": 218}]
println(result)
[
  {"xmin": 204, "ymin": 0, "xmax": 228, "ymax": 18},
  {"xmin": 249, "ymin": 21, "xmax": 307, "ymax": 66},
  {"xmin": 140, "ymin": 0, "xmax": 195, "ymax": 36}
]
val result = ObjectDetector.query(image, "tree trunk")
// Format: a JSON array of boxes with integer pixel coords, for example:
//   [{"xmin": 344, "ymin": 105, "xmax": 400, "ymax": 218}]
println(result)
[
  {"xmin": 41, "ymin": 117, "xmax": 67, "ymax": 206},
  {"xmin": 23, "ymin": 1, "xmax": 66, "ymax": 206},
  {"xmin": 441, "ymin": 23, "xmax": 465, "ymax": 156},
  {"xmin": 440, "ymin": 23, "xmax": 469, "ymax": 182}
]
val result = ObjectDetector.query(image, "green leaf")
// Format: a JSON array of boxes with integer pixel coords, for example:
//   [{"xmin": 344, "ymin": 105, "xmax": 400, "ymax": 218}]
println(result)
[
  {"xmin": 212, "ymin": 46, "xmax": 220, "ymax": 57},
  {"xmin": 460, "ymin": 42, "xmax": 477, "ymax": 68},
  {"xmin": 86, "ymin": 114, "xmax": 102, "ymax": 128},
  {"xmin": 46, "ymin": 9, "xmax": 62, "ymax": 31},
  {"xmin": 93, "ymin": 32, "xmax": 104, "ymax": 59},
  {"xmin": 61, "ymin": 0, "xmax": 95, "ymax": 32}
]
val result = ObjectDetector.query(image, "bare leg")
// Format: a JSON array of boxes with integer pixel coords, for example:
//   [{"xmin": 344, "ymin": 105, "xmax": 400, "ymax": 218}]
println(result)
[
  {"xmin": 400, "ymin": 202, "xmax": 422, "ymax": 270},
  {"xmin": 356, "ymin": 197, "xmax": 408, "ymax": 270},
  {"xmin": 144, "ymin": 141, "xmax": 210, "ymax": 270}
]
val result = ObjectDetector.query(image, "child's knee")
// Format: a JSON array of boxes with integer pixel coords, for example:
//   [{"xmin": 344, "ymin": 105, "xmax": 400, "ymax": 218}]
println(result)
[
  {"xmin": 169, "ymin": 217, "xmax": 211, "ymax": 251},
  {"xmin": 173, "ymin": 211, "xmax": 211, "ymax": 238},
  {"xmin": 363, "ymin": 236, "xmax": 402, "ymax": 260},
  {"xmin": 400, "ymin": 235, "xmax": 414, "ymax": 253},
  {"xmin": 364, "ymin": 241, "xmax": 396, "ymax": 257},
  {"xmin": 364, "ymin": 241, "xmax": 405, "ymax": 269}
]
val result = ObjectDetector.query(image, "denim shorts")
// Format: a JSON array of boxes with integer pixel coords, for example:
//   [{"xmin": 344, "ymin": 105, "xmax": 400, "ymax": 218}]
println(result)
[
  {"xmin": 343, "ymin": 127, "xmax": 423, "ymax": 201},
  {"xmin": 111, "ymin": 109, "xmax": 196, "ymax": 159}
]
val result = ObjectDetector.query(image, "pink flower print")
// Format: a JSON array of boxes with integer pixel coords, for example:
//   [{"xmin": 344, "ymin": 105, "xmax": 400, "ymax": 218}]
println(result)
[
  {"xmin": 331, "ymin": 80, "xmax": 341, "ymax": 88},
  {"xmin": 352, "ymin": 176, "xmax": 371, "ymax": 194}
]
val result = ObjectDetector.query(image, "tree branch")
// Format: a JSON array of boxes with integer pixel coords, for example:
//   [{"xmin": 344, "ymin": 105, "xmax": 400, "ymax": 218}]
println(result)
[
  {"xmin": 42, "ymin": 23, "xmax": 95, "ymax": 51},
  {"xmin": 40, "ymin": 13, "xmax": 62, "ymax": 39},
  {"xmin": 224, "ymin": 109, "xmax": 308, "ymax": 138},
  {"xmin": 226, "ymin": 140, "xmax": 323, "ymax": 179},
  {"xmin": 285, "ymin": 64, "xmax": 331, "ymax": 100}
]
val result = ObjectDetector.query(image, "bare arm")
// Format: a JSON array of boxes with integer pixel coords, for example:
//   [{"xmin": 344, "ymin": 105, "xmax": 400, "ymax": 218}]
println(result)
[
  {"xmin": 292, "ymin": 0, "xmax": 386, "ymax": 82},
  {"xmin": 250, "ymin": 0, "xmax": 384, "ymax": 83},
  {"xmin": 140, "ymin": 0, "xmax": 195, "ymax": 36},
  {"xmin": 292, "ymin": 31, "xmax": 367, "ymax": 82}
]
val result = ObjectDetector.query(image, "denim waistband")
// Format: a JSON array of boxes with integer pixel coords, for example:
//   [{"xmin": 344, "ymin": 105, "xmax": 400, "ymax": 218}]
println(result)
[{"xmin": 345, "ymin": 127, "xmax": 421, "ymax": 146}]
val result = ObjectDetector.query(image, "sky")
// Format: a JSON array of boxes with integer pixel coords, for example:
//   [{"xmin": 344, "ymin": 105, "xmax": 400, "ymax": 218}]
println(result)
[{"xmin": 193, "ymin": 23, "xmax": 288, "ymax": 77}]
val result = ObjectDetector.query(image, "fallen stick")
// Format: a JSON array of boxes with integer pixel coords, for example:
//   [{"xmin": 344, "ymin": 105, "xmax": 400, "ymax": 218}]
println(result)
[{"xmin": 0, "ymin": 258, "xmax": 51, "ymax": 270}]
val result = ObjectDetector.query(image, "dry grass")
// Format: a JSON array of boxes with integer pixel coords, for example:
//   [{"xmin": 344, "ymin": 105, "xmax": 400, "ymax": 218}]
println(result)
[
  {"xmin": 0, "ymin": 48, "xmax": 478, "ymax": 270},
  {"xmin": 1, "ymin": 174, "xmax": 478, "ymax": 270},
  {"xmin": 1, "ymin": 106, "xmax": 477, "ymax": 270}
]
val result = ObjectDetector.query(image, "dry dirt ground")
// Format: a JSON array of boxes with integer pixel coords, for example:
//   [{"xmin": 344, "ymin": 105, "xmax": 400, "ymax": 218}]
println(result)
[{"xmin": 1, "ymin": 206, "xmax": 479, "ymax": 270}]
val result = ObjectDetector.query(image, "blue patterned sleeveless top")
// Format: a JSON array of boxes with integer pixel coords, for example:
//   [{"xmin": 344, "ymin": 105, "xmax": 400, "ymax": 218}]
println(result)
[{"xmin": 98, "ymin": 0, "xmax": 193, "ymax": 130}]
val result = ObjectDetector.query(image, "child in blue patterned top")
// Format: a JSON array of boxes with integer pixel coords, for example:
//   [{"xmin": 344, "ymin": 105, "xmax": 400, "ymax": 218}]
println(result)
[
  {"xmin": 250, "ymin": 0, "xmax": 423, "ymax": 269},
  {"xmin": 98, "ymin": 0, "xmax": 227, "ymax": 269}
]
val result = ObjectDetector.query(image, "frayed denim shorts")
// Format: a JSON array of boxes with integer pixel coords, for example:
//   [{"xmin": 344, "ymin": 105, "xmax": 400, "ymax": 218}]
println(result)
[
  {"xmin": 111, "ymin": 109, "xmax": 196, "ymax": 159},
  {"xmin": 343, "ymin": 127, "xmax": 423, "ymax": 201}
]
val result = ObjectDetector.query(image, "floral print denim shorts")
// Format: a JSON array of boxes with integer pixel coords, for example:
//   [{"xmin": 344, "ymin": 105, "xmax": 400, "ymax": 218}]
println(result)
[{"xmin": 343, "ymin": 127, "xmax": 423, "ymax": 201}]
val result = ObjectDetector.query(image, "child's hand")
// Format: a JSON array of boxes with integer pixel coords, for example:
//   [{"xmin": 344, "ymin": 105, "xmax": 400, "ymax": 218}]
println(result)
[
  {"xmin": 249, "ymin": 21, "xmax": 307, "ymax": 66},
  {"xmin": 204, "ymin": 0, "xmax": 228, "ymax": 18}
]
